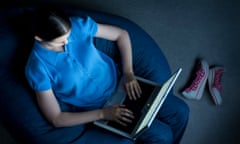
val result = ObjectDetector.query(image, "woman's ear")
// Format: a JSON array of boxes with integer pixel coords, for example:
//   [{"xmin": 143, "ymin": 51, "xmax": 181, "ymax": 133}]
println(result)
[{"xmin": 34, "ymin": 36, "xmax": 43, "ymax": 42}]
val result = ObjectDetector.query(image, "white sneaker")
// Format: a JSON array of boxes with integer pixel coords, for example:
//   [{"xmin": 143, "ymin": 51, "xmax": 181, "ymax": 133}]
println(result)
[
  {"xmin": 182, "ymin": 60, "xmax": 209, "ymax": 100},
  {"xmin": 208, "ymin": 67, "xmax": 224, "ymax": 105}
]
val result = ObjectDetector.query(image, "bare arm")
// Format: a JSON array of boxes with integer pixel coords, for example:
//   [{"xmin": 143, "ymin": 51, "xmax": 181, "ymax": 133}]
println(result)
[
  {"xmin": 36, "ymin": 89, "xmax": 134, "ymax": 127},
  {"xmin": 95, "ymin": 24, "xmax": 133, "ymax": 73},
  {"xmin": 95, "ymin": 24, "xmax": 141, "ymax": 99},
  {"xmin": 36, "ymin": 89, "xmax": 103, "ymax": 127}
]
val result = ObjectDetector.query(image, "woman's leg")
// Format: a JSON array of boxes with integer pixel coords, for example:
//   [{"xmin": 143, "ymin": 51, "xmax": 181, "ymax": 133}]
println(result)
[
  {"xmin": 137, "ymin": 119, "xmax": 174, "ymax": 144},
  {"xmin": 157, "ymin": 93, "xmax": 190, "ymax": 144},
  {"xmin": 137, "ymin": 93, "xmax": 189, "ymax": 144},
  {"xmin": 75, "ymin": 125, "xmax": 135, "ymax": 144}
]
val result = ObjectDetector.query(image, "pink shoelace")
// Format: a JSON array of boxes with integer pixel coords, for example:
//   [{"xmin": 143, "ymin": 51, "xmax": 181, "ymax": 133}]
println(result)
[
  {"xmin": 185, "ymin": 65, "xmax": 206, "ymax": 92},
  {"xmin": 212, "ymin": 69, "xmax": 224, "ymax": 91}
]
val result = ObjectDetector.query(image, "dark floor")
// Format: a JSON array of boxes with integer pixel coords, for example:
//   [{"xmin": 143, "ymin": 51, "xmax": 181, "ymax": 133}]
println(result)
[{"xmin": 1, "ymin": 0, "xmax": 240, "ymax": 143}]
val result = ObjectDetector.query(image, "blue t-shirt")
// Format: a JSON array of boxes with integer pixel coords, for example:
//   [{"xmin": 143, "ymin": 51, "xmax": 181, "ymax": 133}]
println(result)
[{"xmin": 25, "ymin": 16, "xmax": 118, "ymax": 109}]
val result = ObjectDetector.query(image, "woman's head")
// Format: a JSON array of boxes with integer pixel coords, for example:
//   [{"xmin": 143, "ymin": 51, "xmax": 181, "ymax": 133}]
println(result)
[{"xmin": 34, "ymin": 8, "xmax": 71, "ymax": 42}]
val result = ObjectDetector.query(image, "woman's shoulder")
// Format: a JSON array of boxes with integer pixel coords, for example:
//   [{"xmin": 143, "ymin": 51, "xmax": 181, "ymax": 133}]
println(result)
[
  {"xmin": 69, "ymin": 16, "xmax": 97, "ymax": 36},
  {"xmin": 25, "ymin": 51, "xmax": 44, "ymax": 73},
  {"xmin": 69, "ymin": 16, "xmax": 86, "ymax": 27},
  {"xmin": 25, "ymin": 43, "xmax": 48, "ymax": 73},
  {"xmin": 69, "ymin": 15, "xmax": 91, "ymax": 22}
]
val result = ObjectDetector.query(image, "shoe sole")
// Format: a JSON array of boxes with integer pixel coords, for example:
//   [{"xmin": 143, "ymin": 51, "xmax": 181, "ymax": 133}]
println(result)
[{"xmin": 208, "ymin": 68, "xmax": 223, "ymax": 105}]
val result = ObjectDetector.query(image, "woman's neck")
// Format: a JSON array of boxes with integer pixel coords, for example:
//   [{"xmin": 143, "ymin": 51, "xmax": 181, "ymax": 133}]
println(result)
[{"xmin": 40, "ymin": 42, "xmax": 65, "ymax": 52}]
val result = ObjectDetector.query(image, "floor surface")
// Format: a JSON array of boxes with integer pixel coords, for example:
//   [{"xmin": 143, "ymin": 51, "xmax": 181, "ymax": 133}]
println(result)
[{"xmin": 1, "ymin": 0, "xmax": 240, "ymax": 143}]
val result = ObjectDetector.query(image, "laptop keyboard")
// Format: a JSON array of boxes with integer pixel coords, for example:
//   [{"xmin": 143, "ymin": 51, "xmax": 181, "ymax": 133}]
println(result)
[{"xmin": 107, "ymin": 80, "xmax": 156, "ymax": 133}]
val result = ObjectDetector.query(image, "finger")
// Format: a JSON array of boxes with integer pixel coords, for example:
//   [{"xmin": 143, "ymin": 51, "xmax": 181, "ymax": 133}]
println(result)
[
  {"xmin": 123, "ymin": 112, "xmax": 135, "ymax": 119},
  {"xmin": 116, "ymin": 119, "xmax": 127, "ymax": 126},
  {"xmin": 116, "ymin": 111, "xmax": 133, "ymax": 126},
  {"xmin": 125, "ymin": 84, "xmax": 132, "ymax": 100},
  {"xmin": 123, "ymin": 108, "xmax": 133, "ymax": 114},
  {"xmin": 135, "ymin": 82, "xmax": 142, "ymax": 98},
  {"xmin": 121, "ymin": 116, "xmax": 133, "ymax": 123},
  {"xmin": 129, "ymin": 83, "xmax": 137, "ymax": 100},
  {"xmin": 121, "ymin": 109, "xmax": 134, "ymax": 119}
]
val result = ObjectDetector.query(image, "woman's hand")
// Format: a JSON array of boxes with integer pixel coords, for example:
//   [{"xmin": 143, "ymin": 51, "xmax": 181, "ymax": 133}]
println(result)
[
  {"xmin": 102, "ymin": 105, "xmax": 134, "ymax": 126},
  {"xmin": 123, "ymin": 72, "xmax": 142, "ymax": 100}
]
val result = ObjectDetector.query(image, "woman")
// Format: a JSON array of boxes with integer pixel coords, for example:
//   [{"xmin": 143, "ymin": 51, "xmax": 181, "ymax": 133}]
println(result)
[{"xmin": 25, "ymin": 8, "xmax": 189, "ymax": 144}]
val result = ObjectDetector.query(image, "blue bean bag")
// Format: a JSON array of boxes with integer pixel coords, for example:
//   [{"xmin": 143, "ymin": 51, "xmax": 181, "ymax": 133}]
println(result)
[{"xmin": 0, "ymin": 7, "xmax": 171, "ymax": 143}]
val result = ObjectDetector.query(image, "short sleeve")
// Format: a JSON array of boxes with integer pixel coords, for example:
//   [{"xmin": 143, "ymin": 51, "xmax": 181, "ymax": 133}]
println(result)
[
  {"xmin": 70, "ymin": 16, "xmax": 98, "ymax": 36},
  {"xmin": 25, "ymin": 56, "xmax": 51, "ymax": 91}
]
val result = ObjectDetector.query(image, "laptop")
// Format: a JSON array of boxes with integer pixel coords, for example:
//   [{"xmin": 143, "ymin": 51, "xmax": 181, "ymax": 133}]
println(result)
[{"xmin": 94, "ymin": 68, "xmax": 182, "ymax": 140}]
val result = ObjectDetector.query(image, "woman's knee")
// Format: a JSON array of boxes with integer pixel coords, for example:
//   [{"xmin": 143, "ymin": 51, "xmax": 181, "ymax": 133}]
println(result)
[
  {"xmin": 160, "ymin": 94, "xmax": 190, "ymax": 123},
  {"xmin": 137, "ymin": 120, "xmax": 174, "ymax": 144},
  {"xmin": 175, "ymin": 97, "xmax": 190, "ymax": 123}
]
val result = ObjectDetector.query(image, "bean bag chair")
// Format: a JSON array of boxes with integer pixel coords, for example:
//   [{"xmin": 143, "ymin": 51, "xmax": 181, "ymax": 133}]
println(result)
[{"xmin": 0, "ymin": 6, "xmax": 171, "ymax": 144}]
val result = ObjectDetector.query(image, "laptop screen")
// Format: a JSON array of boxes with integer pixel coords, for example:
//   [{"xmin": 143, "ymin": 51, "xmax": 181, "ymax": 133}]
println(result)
[{"xmin": 135, "ymin": 72, "xmax": 179, "ymax": 134}]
